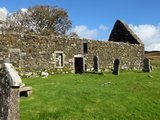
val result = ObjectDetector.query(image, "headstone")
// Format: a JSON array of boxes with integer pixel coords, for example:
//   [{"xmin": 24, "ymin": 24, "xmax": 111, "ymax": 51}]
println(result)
[
  {"xmin": 85, "ymin": 64, "xmax": 87, "ymax": 72},
  {"xmin": 0, "ymin": 63, "xmax": 22, "ymax": 120},
  {"xmin": 143, "ymin": 58, "xmax": 151, "ymax": 72},
  {"xmin": 112, "ymin": 59, "xmax": 120, "ymax": 75},
  {"xmin": 93, "ymin": 56, "xmax": 99, "ymax": 72},
  {"xmin": 150, "ymin": 65, "xmax": 153, "ymax": 71}
]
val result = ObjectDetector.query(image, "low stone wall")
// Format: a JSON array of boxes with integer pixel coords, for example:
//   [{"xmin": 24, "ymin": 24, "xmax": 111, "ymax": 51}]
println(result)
[{"xmin": 0, "ymin": 63, "xmax": 22, "ymax": 120}]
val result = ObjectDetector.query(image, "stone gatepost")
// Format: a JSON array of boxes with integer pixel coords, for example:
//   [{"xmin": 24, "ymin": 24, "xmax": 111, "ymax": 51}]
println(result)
[{"xmin": 0, "ymin": 63, "xmax": 22, "ymax": 120}]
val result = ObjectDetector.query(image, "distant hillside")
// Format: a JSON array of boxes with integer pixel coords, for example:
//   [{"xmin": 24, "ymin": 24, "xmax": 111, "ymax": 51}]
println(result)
[{"xmin": 145, "ymin": 51, "xmax": 160, "ymax": 60}]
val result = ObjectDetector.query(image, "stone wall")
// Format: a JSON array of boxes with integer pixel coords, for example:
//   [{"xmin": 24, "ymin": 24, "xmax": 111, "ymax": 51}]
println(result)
[
  {"xmin": 86, "ymin": 40, "xmax": 144, "ymax": 71},
  {"xmin": 0, "ymin": 32, "xmax": 144, "ymax": 74},
  {"xmin": 0, "ymin": 63, "xmax": 22, "ymax": 120}
]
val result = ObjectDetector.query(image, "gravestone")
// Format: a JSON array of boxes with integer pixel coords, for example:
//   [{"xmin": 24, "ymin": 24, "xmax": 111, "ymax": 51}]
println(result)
[
  {"xmin": 150, "ymin": 65, "xmax": 153, "ymax": 71},
  {"xmin": 112, "ymin": 59, "xmax": 120, "ymax": 75},
  {"xmin": 143, "ymin": 58, "xmax": 151, "ymax": 72},
  {"xmin": 0, "ymin": 63, "xmax": 22, "ymax": 120},
  {"xmin": 93, "ymin": 56, "xmax": 99, "ymax": 72}
]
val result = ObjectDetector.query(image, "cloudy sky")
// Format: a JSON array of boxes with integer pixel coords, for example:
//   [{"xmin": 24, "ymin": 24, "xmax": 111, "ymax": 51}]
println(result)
[{"xmin": 0, "ymin": 0, "xmax": 160, "ymax": 51}]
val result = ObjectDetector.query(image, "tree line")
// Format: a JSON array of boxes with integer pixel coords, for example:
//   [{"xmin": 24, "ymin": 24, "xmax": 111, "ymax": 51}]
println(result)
[{"xmin": 2, "ymin": 5, "xmax": 79, "ymax": 38}]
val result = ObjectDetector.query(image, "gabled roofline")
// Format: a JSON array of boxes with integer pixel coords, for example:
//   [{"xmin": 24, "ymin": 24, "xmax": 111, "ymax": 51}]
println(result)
[{"xmin": 109, "ymin": 19, "xmax": 143, "ymax": 45}]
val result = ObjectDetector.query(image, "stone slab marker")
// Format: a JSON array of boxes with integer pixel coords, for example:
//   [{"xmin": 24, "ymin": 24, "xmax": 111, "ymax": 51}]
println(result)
[
  {"xmin": 143, "ymin": 58, "xmax": 151, "ymax": 72},
  {"xmin": 93, "ymin": 56, "xmax": 99, "ymax": 72},
  {"xmin": 112, "ymin": 59, "xmax": 120, "ymax": 75},
  {"xmin": 0, "ymin": 63, "xmax": 22, "ymax": 120}
]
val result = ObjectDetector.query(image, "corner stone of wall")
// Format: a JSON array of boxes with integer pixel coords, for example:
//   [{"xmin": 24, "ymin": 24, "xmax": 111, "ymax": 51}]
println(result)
[{"xmin": 0, "ymin": 63, "xmax": 22, "ymax": 120}]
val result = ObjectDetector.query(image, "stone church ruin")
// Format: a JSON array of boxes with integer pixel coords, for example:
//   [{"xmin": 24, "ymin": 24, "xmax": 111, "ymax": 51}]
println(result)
[{"xmin": 0, "ymin": 19, "xmax": 144, "ymax": 74}]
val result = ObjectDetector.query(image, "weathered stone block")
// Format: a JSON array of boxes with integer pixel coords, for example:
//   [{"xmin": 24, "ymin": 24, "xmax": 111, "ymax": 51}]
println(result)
[{"xmin": 0, "ymin": 63, "xmax": 22, "ymax": 120}]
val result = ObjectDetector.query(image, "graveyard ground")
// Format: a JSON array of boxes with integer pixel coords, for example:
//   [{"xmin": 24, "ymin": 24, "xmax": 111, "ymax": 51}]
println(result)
[
  {"xmin": 146, "ymin": 51, "xmax": 160, "ymax": 67},
  {"xmin": 20, "ymin": 67, "xmax": 160, "ymax": 120}
]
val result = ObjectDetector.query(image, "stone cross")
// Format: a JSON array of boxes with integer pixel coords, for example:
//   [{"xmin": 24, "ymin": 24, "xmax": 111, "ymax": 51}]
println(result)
[
  {"xmin": 143, "ymin": 58, "xmax": 151, "ymax": 72},
  {"xmin": 112, "ymin": 59, "xmax": 120, "ymax": 75},
  {"xmin": 0, "ymin": 63, "xmax": 22, "ymax": 120}
]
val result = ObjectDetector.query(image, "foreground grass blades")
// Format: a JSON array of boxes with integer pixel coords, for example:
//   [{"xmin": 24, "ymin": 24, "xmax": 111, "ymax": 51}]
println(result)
[{"xmin": 20, "ymin": 69, "xmax": 160, "ymax": 120}]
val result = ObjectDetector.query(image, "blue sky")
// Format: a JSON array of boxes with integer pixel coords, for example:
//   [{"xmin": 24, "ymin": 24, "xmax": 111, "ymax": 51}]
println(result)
[{"xmin": 1, "ymin": 0, "xmax": 160, "ymax": 51}]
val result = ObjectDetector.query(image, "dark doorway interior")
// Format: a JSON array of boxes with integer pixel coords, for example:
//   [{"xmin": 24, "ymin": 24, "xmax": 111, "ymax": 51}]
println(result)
[
  {"xmin": 93, "ymin": 56, "xmax": 98, "ymax": 72},
  {"xmin": 75, "ymin": 57, "xmax": 83, "ymax": 73}
]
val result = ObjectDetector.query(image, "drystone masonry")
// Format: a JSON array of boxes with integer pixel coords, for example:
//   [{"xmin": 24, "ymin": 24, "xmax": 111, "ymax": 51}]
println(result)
[
  {"xmin": 0, "ymin": 63, "xmax": 22, "ymax": 120},
  {"xmin": 0, "ymin": 20, "xmax": 144, "ymax": 74}
]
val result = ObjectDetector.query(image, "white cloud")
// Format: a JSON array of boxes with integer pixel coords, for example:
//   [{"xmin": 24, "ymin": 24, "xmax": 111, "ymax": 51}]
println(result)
[
  {"xmin": 0, "ymin": 7, "xmax": 8, "ymax": 16},
  {"xmin": 129, "ymin": 24, "xmax": 160, "ymax": 51},
  {"xmin": 99, "ymin": 24, "xmax": 108, "ymax": 31},
  {"xmin": 70, "ymin": 24, "xmax": 108, "ymax": 40},
  {"xmin": 71, "ymin": 25, "xmax": 98, "ymax": 39},
  {"xmin": 71, "ymin": 23, "xmax": 160, "ymax": 50},
  {"xmin": 21, "ymin": 8, "xmax": 28, "ymax": 13}
]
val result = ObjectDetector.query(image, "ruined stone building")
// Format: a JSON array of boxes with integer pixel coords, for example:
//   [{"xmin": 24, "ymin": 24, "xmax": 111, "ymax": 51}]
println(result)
[{"xmin": 0, "ymin": 19, "xmax": 144, "ymax": 74}]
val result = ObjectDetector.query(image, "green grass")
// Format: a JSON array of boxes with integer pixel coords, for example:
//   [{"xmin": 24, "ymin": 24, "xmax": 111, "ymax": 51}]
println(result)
[{"xmin": 20, "ymin": 69, "xmax": 160, "ymax": 120}]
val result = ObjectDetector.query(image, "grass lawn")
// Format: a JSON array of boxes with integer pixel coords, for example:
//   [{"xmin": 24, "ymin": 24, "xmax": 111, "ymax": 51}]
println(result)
[{"xmin": 20, "ymin": 69, "xmax": 160, "ymax": 120}]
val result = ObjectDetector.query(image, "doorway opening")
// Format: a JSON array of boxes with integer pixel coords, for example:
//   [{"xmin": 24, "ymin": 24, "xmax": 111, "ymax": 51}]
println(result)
[{"xmin": 74, "ymin": 57, "xmax": 84, "ymax": 73}]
